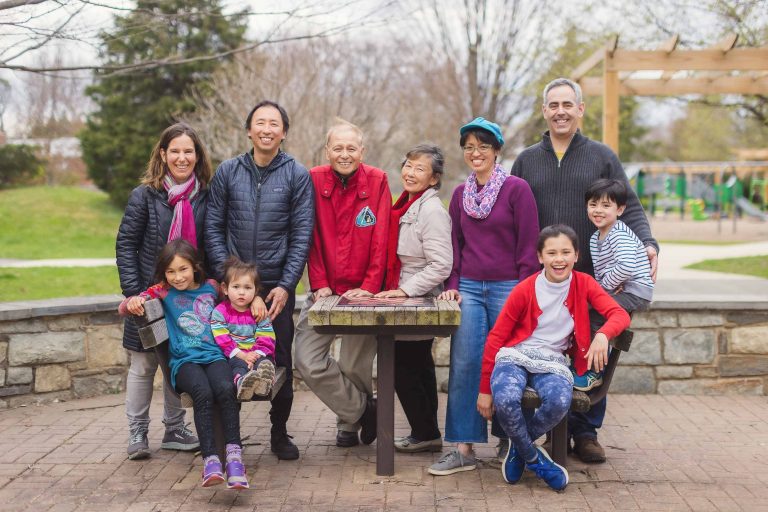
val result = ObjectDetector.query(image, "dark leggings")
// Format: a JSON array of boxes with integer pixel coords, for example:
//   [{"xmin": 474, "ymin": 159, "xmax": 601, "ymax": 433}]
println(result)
[
  {"xmin": 175, "ymin": 359, "xmax": 241, "ymax": 458},
  {"xmin": 395, "ymin": 339, "xmax": 441, "ymax": 441}
]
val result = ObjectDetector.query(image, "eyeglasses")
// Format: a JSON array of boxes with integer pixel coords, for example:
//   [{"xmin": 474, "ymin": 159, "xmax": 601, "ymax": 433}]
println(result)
[
  {"xmin": 402, "ymin": 163, "xmax": 431, "ymax": 175},
  {"xmin": 462, "ymin": 144, "xmax": 494, "ymax": 154}
]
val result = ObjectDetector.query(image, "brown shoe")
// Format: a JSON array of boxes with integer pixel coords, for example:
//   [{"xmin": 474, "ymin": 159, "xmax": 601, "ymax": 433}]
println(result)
[{"xmin": 573, "ymin": 437, "xmax": 606, "ymax": 463}]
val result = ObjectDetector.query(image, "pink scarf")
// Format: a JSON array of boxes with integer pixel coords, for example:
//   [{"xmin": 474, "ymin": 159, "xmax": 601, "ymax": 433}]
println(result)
[
  {"xmin": 163, "ymin": 174, "xmax": 200, "ymax": 248},
  {"xmin": 462, "ymin": 163, "xmax": 507, "ymax": 219}
]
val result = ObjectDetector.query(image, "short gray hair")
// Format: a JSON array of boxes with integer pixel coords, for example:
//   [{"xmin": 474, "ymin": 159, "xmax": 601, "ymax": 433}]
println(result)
[{"xmin": 542, "ymin": 78, "xmax": 583, "ymax": 105}]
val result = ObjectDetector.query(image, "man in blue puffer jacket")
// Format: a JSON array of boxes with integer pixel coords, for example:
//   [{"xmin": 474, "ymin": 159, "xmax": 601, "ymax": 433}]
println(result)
[{"xmin": 206, "ymin": 100, "xmax": 315, "ymax": 460}]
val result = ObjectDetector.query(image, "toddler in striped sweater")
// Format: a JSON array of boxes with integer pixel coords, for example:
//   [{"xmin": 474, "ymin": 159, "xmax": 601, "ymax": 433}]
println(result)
[
  {"xmin": 575, "ymin": 179, "xmax": 654, "ymax": 391},
  {"xmin": 211, "ymin": 256, "xmax": 276, "ymax": 401}
]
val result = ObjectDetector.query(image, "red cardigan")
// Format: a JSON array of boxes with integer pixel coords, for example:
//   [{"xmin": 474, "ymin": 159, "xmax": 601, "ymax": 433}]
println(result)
[
  {"xmin": 479, "ymin": 271, "xmax": 630, "ymax": 394},
  {"xmin": 307, "ymin": 163, "xmax": 391, "ymax": 295}
]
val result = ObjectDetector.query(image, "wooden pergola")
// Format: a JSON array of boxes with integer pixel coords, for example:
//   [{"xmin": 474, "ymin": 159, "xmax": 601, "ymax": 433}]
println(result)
[{"xmin": 571, "ymin": 35, "xmax": 768, "ymax": 156}]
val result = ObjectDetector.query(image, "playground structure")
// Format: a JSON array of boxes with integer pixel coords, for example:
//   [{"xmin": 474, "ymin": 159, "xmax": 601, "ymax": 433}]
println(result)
[
  {"xmin": 571, "ymin": 35, "xmax": 768, "ymax": 231},
  {"xmin": 571, "ymin": 34, "xmax": 768, "ymax": 156},
  {"xmin": 624, "ymin": 161, "xmax": 768, "ymax": 233}
]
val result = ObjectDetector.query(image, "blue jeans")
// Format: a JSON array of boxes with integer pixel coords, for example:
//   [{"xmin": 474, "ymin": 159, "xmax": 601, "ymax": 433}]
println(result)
[
  {"xmin": 444, "ymin": 278, "xmax": 518, "ymax": 444},
  {"xmin": 571, "ymin": 297, "xmax": 643, "ymax": 441},
  {"xmin": 491, "ymin": 362, "xmax": 572, "ymax": 462}
]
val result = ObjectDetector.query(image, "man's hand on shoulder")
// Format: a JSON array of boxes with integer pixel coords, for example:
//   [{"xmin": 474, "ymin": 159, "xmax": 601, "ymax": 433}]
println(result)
[
  {"xmin": 266, "ymin": 286, "xmax": 289, "ymax": 321},
  {"xmin": 646, "ymin": 245, "xmax": 658, "ymax": 283}
]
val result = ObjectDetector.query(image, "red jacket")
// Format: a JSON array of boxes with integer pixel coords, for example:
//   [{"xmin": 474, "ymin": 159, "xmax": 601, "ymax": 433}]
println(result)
[
  {"xmin": 308, "ymin": 164, "xmax": 391, "ymax": 295},
  {"xmin": 479, "ymin": 271, "xmax": 630, "ymax": 394}
]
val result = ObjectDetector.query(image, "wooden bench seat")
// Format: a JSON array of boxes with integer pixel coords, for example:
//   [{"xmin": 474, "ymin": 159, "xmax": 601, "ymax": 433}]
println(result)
[{"xmin": 134, "ymin": 299, "xmax": 287, "ymax": 457}]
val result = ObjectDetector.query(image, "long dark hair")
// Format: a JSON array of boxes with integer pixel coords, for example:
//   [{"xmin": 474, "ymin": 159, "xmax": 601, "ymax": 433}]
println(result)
[{"xmin": 153, "ymin": 239, "xmax": 206, "ymax": 286}]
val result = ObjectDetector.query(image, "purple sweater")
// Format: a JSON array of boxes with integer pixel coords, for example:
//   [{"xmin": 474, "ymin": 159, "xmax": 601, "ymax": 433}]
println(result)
[{"xmin": 446, "ymin": 175, "xmax": 540, "ymax": 290}]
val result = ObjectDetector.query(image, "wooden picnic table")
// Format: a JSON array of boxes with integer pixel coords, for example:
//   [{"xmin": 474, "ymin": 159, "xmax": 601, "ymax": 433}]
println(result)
[{"xmin": 308, "ymin": 295, "xmax": 461, "ymax": 476}]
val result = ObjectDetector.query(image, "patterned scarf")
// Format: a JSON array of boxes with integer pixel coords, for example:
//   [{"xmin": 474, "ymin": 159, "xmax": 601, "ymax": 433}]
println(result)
[
  {"xmin": 384, "ymin": 190, "xmax": 425, "ymax": 290},
  {"xmin": 462, "ymin": 163, "xmax": 507, "ymax": 219},
  {"xmin": 163, "ymin": 173, "xmax": 200, "ymax": 248}
]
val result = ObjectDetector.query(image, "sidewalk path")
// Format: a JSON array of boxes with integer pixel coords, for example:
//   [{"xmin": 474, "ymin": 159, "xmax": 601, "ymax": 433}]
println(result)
[
  {"xmin": 654, "ymin": 241, "xmax": 768, "ymax": 301},
  {"xmin": 0, "ymin": 258, "xmax": 115, "ymax": 268},
  {"xmin": 0, "ymin": 391, "xmax": 766, "ymax": 511}
]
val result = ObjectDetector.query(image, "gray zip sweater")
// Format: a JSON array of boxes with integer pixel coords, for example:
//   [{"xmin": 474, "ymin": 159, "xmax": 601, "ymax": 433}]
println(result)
[{"xmin": 511, "ymin": 131, "xmax": 658, "ymax": 277}]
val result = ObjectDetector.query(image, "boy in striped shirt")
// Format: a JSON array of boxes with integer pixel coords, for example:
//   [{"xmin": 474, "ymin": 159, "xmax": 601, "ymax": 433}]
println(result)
[
  {"xmin": 211, "ymin": 257, "xmax": 276, "ymax": 401},
  {"xmin": 574, "ymin": 179, "xmax": 653, "ymax": 391}
]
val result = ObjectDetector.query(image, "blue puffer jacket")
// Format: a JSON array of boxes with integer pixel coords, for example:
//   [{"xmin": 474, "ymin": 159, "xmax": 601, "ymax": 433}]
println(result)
[
  {"xmin": 205, "ymin": 150, "xmax": 314, "ymax": 289},
  {"xmin": 116, "ymin": 184, "xmax": 209, "ymax": 352}
]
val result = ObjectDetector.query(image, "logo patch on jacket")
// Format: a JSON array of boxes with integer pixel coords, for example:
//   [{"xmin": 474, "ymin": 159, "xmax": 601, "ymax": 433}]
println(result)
[{"xmin": 355, "ymin": 206, "xmax": 376, "ymax": 227}]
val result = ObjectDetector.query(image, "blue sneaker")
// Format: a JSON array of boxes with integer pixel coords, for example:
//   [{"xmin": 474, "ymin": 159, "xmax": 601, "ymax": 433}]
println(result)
[
  {"xmin": 501, "ymin": 445, "xmax": 525, "ymax": 484},
  {"xmin": 571, "ymin": 368, "xmax": 603, "ymax": 391},
  {"xmin": 526, "ymin": 446, "xmax": 569, "ymax": 491}
]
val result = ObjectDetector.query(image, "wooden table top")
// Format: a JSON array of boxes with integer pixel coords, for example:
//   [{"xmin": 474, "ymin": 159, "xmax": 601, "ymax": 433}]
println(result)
[{"xmin": 308, "ymin": 295, "xmax": 461, "ymax": 336}]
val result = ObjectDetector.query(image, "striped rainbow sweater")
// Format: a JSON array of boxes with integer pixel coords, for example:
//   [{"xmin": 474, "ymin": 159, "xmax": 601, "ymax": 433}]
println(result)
[{"xmin": 210, "ymin": 301, "xmax": 276, "ymax": 359}]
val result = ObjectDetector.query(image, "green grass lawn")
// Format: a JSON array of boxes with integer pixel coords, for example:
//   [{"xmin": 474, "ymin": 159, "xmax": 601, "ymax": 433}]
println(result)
[
  {"xmin": 687, "ymin": 256, "xmax": 768, "ymax": 279},
  {"xmin": 0, "ymin": 266, "xmax": 306, "ymax": 302},
  {"xmin": 0, "ymin": 186, "xmax": 123, "ymax": 259},
  {"xmin": 0, "ymin": 267, "xmax": 121, "ymax": 302}
]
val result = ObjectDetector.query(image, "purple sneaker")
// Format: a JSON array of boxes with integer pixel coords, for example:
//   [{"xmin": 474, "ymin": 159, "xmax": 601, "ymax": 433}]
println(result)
[
  {"xmin": 226, "ymin": 458, "xmax": 249, "ymax": 489},
  {"xmin": 201, "ymin": 456, "xmax": 224, "ymax": 487}
]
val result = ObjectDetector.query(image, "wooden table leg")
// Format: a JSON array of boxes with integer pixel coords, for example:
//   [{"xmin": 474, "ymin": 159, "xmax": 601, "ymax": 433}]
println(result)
[{"xmin": 376, "ymin": 334, "xmax": 395, "ymax": 476}]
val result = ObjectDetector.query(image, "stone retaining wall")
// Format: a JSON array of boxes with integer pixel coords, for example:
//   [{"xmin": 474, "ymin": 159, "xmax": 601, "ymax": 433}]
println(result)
[
  {"xmin": 0, "ymin": 295, "xmax": 766, "ymax": 407},
  {"xmin": 0, "ymin": 296, "xmax": 126, "ymax": 408}
]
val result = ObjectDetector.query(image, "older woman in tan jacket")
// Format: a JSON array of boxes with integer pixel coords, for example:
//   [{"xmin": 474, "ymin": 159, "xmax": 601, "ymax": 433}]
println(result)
[{"xmin": 376, "ymin": 144, "xmax": 453, "ymax": 452}]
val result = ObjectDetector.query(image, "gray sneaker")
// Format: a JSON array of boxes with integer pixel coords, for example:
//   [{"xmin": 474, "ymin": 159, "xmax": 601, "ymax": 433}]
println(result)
[
  {"xmin": 127, "ymin": 427, "xmax": 150, "ymax": 460},
  {"xmin": 427, "ymin": 449, "xmax": 477, "ymax": 476},
  {"xmin": 395, "ymin": 436, "xmax": 443, "ymax": 453},
  {"xmin": 161, "ymin": 424, "xmax": 200, "ymax": 451},
  {"xmin": 252, "ymin": 359, "xmax": 276, "ymax": 397}
]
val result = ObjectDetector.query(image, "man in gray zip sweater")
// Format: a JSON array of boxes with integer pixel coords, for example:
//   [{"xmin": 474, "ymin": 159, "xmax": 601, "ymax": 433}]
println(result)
[{"xmin": 511, "ymin": 77, "xmax": 658, "ymax": 464}]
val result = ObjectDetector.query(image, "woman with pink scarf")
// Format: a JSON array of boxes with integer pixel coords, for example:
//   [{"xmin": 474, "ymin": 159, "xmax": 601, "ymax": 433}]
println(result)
[
  {"xmin": 116, "ymin": 123, "xmax": 213, "ymax": 461},
  {"xmin": 428, "ymin": 118, "xmax": 540, "ymax": 476}
]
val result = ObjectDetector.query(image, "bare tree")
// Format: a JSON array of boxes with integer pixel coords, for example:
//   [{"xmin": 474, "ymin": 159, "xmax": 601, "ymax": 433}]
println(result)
[
  {"xmin": 0, "ymin": 77, "xmax": 10, "ymax": 132},
  {"xmin": 404, "ymin": 0, "xmax": 552, "ymax": 152},
  {"xmin": 183, "ymin": 37, "xmax": 423, "ymax": 176},
  {"xmin": 14, "ymin": 49, "xmax": 91, "ymax": 138},
  {"xmin": 0, "ymin": 0, "xmax": 399, "ymax": 75}
]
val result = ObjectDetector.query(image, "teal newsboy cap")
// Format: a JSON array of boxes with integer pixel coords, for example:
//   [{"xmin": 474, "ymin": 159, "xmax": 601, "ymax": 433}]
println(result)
[{"xmin": 459, "ymin": 117, "xmax": 504, "ymax": 146}]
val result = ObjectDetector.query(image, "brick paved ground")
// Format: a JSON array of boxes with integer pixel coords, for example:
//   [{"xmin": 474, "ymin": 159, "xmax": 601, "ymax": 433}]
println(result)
[{"xmin": 1, "ymin": 391, "xmax": 767, "ymax": 511}]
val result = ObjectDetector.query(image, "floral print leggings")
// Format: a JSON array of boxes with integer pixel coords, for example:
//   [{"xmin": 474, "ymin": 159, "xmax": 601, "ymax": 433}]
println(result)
[{"xmin": 491, "ymin": 361, "xmax": 572, "ymax": 462}]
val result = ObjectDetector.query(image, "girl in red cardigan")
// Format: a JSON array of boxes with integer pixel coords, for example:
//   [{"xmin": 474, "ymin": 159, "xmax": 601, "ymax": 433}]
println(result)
[{"xmin": 476, "ymin": 225, "xmax": 629, "ymax": 491}]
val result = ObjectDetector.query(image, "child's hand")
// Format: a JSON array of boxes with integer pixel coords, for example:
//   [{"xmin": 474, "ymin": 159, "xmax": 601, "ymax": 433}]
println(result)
[
  {"xmin": 250, "ymin": 296, "xmax": 268, "ymax": 322},
  {"xmin": 476, "ymin": 393, "xmax": 494, "ymax": 420},
  {"xmin": 244, "ymin": 352, "xmax": 260, "ymax": 365},
  {"xmin": 587, "ymin": 332, "xmax": 610, "ymax": 372},
  {"xmin": 236, "ymin": 351, "xmax": 256, "ymax": 370},
  {"xmin": 126, "ymin": 296, "xmax": 146, "ymax": 316}
]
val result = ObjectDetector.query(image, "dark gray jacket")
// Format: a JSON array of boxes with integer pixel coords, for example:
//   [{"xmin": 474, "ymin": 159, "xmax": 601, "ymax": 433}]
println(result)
[
  {"xmin": 205, "ymin": 150, "xmax": 314, "ymax": 289},
  {"xmin": 116, "ymin": 184, "xmax": 209, "ymax": 351},
  {"xmin": 511, "ymin": 131, "xmax": 658, "ymax": 277}
]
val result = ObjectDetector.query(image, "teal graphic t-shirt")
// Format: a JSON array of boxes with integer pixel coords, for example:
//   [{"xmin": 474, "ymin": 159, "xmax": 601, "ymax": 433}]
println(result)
[{"xmin": 163, "ymin": 282, "xmax": 224, "ymax": 388}]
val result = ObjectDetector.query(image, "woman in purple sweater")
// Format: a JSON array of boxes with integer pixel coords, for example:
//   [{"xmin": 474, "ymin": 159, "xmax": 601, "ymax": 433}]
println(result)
[{"xmin": 429, "ymin": 117, "xmax": 540, "ymax": 476}]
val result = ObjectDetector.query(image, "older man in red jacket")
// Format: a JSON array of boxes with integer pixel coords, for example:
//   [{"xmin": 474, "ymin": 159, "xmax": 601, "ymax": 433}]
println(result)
[{"xmin": 294, "ymin": 120, "xmax": 391, "ymax": 448}]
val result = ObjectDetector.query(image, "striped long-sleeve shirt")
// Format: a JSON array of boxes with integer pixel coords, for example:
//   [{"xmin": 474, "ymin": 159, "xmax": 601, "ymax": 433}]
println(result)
[
  {"xmin": 210, "ymin": 301, "xmax": 276, "ymax": 359},
  {"xmin": 590, "ymin": 220, "xmax": 654, "ymax": 301}
]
